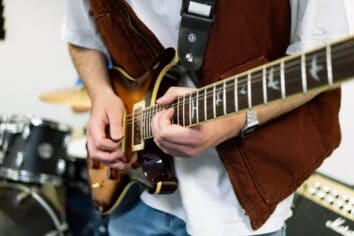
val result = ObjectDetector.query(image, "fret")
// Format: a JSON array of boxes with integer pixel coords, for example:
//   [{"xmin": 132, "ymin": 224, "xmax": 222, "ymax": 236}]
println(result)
[
  {"xmin": 284, "ymin": 56, "xmax": 302, "ymax": 96},
  {"xmin": 182, "ymin": 95, "xmax": 186, "ymax": 126},
  {"xmin": 198, "ymin": 88, "xmax": 206, "ymax": 123},
  {"xmin": 172, "ymin": 103, "xmax": 178, "ymax": 125},
  {"xmin": 306, "ymin": 48, "xmax": 328, "ymax": 90},
  {"xmin": 204, "ymin": 88, "xmax": 207, "ymax": 121},
  {"xmin": 262, "ymin": 67, "xmax": 268, "ymax": 104},
  {"xmin": 234, "ymin": 77, "xmax": 239, "ymax": 112},
  {"xmin": 190, "ymin": 92, "xmax": 198, "ymax": 125},
  {"xmin": 196, "ymin": 91, "xmax": 199, "ymax": 124},
  {"xmin": 189, "ymin": 93, "xmax": 192, "ymax": 126},
  {"xmin": 183, "ymin": 94, "xmax": 190, "ymax": 127},
  {"xmin": 213, "ymin": 85, "xmax": 216, "ymax": 119},
  {"xmin": 301, "ymin": 54, "xmax": 307, "ymax": 92},
  {"xmin": 147, "ymin": 107, "xmax": 151, "ymax": 138},
  {"xmin": 237, "ymin": 75, "xmax": 248, "ymax": 111},
  {"xmin": 144, "ymin": 108, "xmax": 148, "ymax": 138},
  {"xmin": 332, "ymin": 39, "xmax": 354, "ymax": 83},
  {"xmin": 251, "ymin": 70, "xmax": 264, "ymax": 107},
  {"xmin": 215, "ymin": 83, "xmax": 224, "ymax": 118},
  {"xmin": 223, "ymin": 82, "xmax": 227, "ymax": 115},
  {"xmin": 265, "ymin": 65, "xmax": 282, "ymax": 102},
  {"xmin": 326, "ymin": 45, "xmax": 333, "ymax": 85},
  {"xmin": 247, "ymin": 73, "xmax": 252, "ymax": 108},
  {"xmin": 225, "ymin": 78, "xmax": 236, "ymax": 114},
  {"xmin": 141, "ymin": 109, "xmax": 145, "ymax": 139},
  {"xmin": 280, "ymin": 60, "xmax": 286, "ymax": 99},
  {"xmin": 206, "ymin": 86, "xmax": 214, "ymax": 120},
  {"xmin": 177, "ymin": 96, "xmax": 183, "ymax": 126}
]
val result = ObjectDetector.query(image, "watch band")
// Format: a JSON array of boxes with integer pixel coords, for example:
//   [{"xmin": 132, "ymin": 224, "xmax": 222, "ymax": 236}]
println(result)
[{"xmin": 240, "ymin": 109, "xmax": 259, "ymax": 138}]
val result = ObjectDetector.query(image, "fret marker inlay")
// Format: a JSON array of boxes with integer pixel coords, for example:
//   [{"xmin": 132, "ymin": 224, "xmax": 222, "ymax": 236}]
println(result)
[
  {"xmin": 267, "ymin": 67, "xmax": 280, "ymax": 91},
  {"xmin": 309, "ymin": 54, "xmax": 323, "ymax": 81}
]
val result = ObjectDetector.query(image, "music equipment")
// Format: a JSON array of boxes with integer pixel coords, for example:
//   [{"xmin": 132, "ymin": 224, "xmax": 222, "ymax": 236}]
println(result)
[
  {"xmin": 0, "ymin": 181, "xmax": 67, "ymax": 236},
  {"xmin": 39, "ymin": 86, "xmax": 91, "ymax": 111},
  {"xmin": 65, "ymin": 155, "xmax": 109, "ymax": 236},
  {"xmin": 88, "ymin": 35, "xmax": 354, "ymax": 214},
  {"xmin": 287, "ymin": 173, "xmax": 354, "ymax": 236},
  {"xmin": 0, "ymin": 115, "xmax": 72, "ymax": 185}
]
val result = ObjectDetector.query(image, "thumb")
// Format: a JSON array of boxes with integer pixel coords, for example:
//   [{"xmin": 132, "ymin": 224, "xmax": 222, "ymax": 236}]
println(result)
[{"xmin": 108, "ymin": 110, "xmax": 123, "ymax": 141}]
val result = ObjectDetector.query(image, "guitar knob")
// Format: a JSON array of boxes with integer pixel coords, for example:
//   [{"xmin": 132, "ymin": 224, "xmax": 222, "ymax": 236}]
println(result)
[{"xmin": 106, "ymin": 168, "xmax": 118, "ymax": 180}]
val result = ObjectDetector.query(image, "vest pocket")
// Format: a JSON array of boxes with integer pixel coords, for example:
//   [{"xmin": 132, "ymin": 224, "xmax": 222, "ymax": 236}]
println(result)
[{"xmin": 239, "ymin": 103, "xmax": 328, "ymax": 204}]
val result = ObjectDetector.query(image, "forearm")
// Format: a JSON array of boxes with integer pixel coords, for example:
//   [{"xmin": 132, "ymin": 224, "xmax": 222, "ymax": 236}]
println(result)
[
  {"xmin": 255, "ymin": 92, "xmax": 317, "ymax": 125},
  {"xmin": 68, "ymin": 43, "xmax": 113, "ymax": 102},
  {"xmin": 224, "ymin": 92, "xmax": 318, "ymax": 140}
]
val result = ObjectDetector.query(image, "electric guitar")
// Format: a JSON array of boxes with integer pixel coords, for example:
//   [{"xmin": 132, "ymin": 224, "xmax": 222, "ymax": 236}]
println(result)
[{"xmin": 88, "ymin": 35, "xmax": 354, "ymax": 214}]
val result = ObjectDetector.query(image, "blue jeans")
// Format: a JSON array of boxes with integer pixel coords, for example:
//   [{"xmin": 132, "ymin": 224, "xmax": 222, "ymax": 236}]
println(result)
[{"xmin": 108, "ymin": 199, "xmax": 286, "ymax": 236}]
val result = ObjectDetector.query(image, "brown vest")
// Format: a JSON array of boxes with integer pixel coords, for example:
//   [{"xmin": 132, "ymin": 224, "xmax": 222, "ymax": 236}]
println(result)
[{"xmin": 90, "ymin": 0, "xmax": 341, "ymax": 229}]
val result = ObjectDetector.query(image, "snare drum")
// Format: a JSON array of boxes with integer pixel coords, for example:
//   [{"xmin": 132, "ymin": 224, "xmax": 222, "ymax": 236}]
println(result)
[
  {"xmin": 0, "ymin": 115, "xmax": 71, "ymax": 185},
  {"xmin": 0, "ymin": 181, "xmax": 67, "ymax": 236}
]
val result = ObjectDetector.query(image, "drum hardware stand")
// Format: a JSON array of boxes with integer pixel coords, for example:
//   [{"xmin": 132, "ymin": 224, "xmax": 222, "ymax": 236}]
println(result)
[{"xmin": 15, "ymin": 183, "xmax": 68, "ymax": 236}]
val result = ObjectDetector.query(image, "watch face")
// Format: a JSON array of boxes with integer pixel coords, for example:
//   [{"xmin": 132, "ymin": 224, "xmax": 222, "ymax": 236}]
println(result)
[{"xmin": 241, "ymin": 110, "xmax": 259, "ymax": 138}]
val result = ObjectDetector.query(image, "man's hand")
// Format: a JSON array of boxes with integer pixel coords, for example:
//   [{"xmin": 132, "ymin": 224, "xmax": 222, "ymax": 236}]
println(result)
[
  {"xmin": 87, "ymin": 90, "xmax": 127, "ymax": 170},
  {"xmin": 151, "ymin": 87, "xmax": 246, "ymax": 158}
]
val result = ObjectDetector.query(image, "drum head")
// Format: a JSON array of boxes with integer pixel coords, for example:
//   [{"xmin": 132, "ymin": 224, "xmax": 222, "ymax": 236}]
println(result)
[{"xmin": 0, "ymin": 182, "xmax": 65, "ymax": 236}]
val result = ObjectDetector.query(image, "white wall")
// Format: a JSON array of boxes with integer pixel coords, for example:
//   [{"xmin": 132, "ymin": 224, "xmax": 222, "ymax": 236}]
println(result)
[
  {"xmin": 0, "ymin": 0, "xmax": 353, "ymax": 185},
  {"xmin": 318, "ymin": 84, "xmax": 354, "ymax": 185},
  {"xmin": 0, "ymin": 0, "xmax": 88, "ymax": 129}
]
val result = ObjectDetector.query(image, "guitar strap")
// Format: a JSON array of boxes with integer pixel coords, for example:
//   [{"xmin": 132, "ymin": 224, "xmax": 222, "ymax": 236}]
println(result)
[{"xmin": 178, "ymin": 0, "xmax": 216, "ymax": 73}]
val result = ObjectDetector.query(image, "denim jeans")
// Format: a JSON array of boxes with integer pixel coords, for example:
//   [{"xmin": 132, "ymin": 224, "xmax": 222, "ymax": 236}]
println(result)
[{"xmin": 108, "ymin": 199, "xmax": 286, "ymax": 236}]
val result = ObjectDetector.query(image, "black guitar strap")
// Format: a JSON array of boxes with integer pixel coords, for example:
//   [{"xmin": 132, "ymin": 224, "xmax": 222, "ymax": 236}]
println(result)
[{"xmin": 178, "ymin": 0, "xmax": 216, "ymax": 72}]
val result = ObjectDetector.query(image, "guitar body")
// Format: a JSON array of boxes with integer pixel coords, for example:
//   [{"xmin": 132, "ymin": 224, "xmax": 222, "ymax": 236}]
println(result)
[{"xmin": 87, "ymin": 48, "xmax": 179, "ymax": 214}]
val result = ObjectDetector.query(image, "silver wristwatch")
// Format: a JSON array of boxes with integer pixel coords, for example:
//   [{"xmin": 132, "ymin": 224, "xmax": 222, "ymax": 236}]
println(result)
[{"xmin": 240, "ymin": 109, "xmax": 259, "ymax": 138}]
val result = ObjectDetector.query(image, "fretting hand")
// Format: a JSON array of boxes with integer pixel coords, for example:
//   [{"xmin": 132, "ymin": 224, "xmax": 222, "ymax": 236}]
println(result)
[{"xmin": 151, "ymin": 87, "xmax": 246, "ymax": 158}]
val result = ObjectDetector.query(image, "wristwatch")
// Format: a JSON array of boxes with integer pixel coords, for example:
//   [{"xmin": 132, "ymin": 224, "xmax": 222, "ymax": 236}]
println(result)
[{"xmin": 240, "ymin": 109, "xmax": 259, "ymax": 138}]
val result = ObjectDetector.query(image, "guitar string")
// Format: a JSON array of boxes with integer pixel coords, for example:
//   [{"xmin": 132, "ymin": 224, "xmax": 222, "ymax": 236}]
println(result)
[
  {"xmin": 125, "ymin": 45, "xmax": 354, "ymax": 129},
  {"xmin": 127, "ymin": 41, "xmax": 353, "ymax": 124},
  {"xmin": 130, "ymin": 48, "xmax": 353, "ymax": 136},
  {"xmin": 131, "ymin": 50, "xmax": 352, "ymax": 134},
  {"xmin": 140, "ymin": 50, "xmax": 353, "ymax": 138}
]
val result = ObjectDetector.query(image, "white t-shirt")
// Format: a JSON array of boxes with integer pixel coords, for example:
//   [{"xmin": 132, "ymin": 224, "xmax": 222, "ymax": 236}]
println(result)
[{"xmin": 62, "ymin": 1, "xmax": 353, "ymax": 235}]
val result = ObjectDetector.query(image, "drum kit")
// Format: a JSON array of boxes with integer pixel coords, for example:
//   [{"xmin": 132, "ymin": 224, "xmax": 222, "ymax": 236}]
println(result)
[{"xmin": 0, "ymin": 87, "xmax": 107, "ymax": 236}]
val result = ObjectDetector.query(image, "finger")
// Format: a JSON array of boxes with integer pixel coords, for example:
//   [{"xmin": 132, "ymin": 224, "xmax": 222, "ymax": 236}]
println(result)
[
  {"xmin": 87, "ymin": 138, "xmax": 126, "ymax": 163},
  {"xmin": 151, "ymin": 109, "xmax": 165, "ymax": 139},
  {"xmin": 108, "ymin": 161, "xmax": 126, "ymax": 170},
  {"xmin": 156, "ymin": 87, "xmax": 194, "ymax": 105},
  {"xmin": 89, "ymin": 118, "xmax": 119, "ymax": 151},
  {"xmin": 157, "ymin": 108, "xmax": 201, "ymax": 146},
  {"xmin": 107, "ymin": 109, "xmax": 124, "ymax": 141}
]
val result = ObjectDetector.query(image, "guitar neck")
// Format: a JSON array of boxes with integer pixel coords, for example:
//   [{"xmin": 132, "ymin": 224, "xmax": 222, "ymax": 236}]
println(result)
[{"xmin": 141, "ymin": 36, "xmax": 354, "ymax": 140}]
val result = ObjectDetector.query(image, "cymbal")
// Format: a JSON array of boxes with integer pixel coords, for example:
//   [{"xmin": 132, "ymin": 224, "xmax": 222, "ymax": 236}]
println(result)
[{"xmin": 39, "ymin": 87, "xmax": 91, "ymax": 111}]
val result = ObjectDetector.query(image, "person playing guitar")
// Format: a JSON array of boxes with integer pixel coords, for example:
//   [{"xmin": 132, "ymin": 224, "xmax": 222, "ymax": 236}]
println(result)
[{"xmin": 62, "ymin": 0, "xmax": 354, "ymax": 235}]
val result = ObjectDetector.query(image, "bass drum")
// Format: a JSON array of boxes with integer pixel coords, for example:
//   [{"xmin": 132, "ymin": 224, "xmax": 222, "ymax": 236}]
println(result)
[{"xmin": 0, "ymin": 182, "xmax": 67, "ymax": 236}]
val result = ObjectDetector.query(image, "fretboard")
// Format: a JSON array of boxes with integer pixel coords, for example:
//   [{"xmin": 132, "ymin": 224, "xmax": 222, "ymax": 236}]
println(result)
[{"xmin": 141, "ymin": 36, "xmax": 354, "ymax": 140}]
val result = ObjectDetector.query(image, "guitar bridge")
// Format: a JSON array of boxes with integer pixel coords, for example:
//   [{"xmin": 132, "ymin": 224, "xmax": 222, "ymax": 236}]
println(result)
[{"xmin": 132, "ymin": 100, "xmax": 145, "ymax": 151}]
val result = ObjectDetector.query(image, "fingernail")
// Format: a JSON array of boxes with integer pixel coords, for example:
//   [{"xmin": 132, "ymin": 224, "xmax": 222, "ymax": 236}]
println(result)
[{"xmin": 112, "ymin": 136, "xmax": 123, "ymax": 142}]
